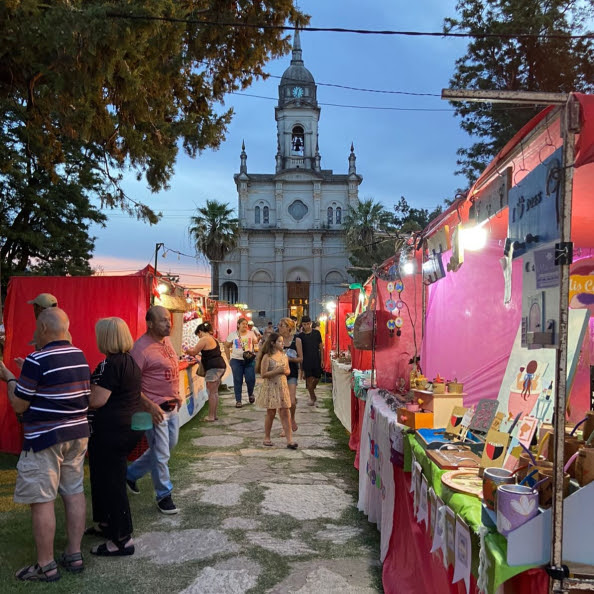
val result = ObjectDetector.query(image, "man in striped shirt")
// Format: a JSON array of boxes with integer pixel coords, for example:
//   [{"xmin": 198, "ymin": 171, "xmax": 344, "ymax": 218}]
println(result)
[{"xmin": 0, "ymin": 307, "xmax": 90, "ymax": 582}]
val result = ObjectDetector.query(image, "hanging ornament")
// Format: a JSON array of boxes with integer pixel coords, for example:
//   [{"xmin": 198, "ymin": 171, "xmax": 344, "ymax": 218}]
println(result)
[
  {"xmin": 386, "ymin": 299, "xmax": 397, "ymax": 312},
  {"xmin": 387, "ymin": 318, "xmax": 396, "ymax": 337},
  {"xmin": 345, "ymin": 313, "xmax": 356, "ymax": 338},
  {"xmin": 395, "ymin": 280, "xmax": 404, "ymax": 293}
]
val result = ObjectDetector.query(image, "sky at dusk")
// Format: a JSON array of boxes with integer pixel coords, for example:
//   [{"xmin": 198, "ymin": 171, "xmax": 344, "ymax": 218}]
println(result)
[{"xmin": 90, "ymin": 0, "xmax": 472, "ymax": 292}]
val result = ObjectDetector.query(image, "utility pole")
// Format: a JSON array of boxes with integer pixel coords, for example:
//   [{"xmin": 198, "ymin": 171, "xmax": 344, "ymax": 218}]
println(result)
[{"xmin": 152, "ymin": 243, "xmax": 164, "ymax": 306}]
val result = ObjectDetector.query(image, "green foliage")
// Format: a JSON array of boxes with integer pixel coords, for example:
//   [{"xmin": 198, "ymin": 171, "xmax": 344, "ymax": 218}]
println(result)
[
  {"xmin": 188, "ymin": 199, "xmax": 239, "ymax": 295},
  {"xmin": 393, "ymin": 196, "xmax": 443, "ymax": 233},
  {"xmin": 0, "ymin": 0, "xmax": 308, "ymax": 285},
  {"xmin": 445, "ymin": 0, "xmax": 594, "ymax": 184},
  {"xmin": 343, "ymin": 198, "xmax": 398, "ymax": 283}
]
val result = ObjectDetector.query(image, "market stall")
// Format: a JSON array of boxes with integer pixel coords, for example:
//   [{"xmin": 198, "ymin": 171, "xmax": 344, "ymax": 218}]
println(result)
[
  {"xmin": 0, "ymin": 270, "xmax": 215, "ymax": 454},
  {"xmin": 350, "ymin": 94, "xmax": 594, "ymax": 593}
]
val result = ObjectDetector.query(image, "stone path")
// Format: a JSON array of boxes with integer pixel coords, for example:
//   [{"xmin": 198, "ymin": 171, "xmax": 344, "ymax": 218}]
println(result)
[{"xmin": 4, "ymin": 381, "xmax": 383, "ymax": 593}]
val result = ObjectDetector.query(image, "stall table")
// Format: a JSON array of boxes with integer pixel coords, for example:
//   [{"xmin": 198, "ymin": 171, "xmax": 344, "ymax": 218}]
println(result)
[{"xmin": 331, "ymin": 359, "xmax": 353, "ymax": 431}]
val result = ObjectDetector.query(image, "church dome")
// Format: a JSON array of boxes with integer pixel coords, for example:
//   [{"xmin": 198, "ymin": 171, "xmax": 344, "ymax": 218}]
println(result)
[
  {"xmin": 280, "ymin": 63, "xmax": 315, "ymax": 86},
  {"xmin": 278, "ymin": 28, "xmax": 317, "ymax": 106}
]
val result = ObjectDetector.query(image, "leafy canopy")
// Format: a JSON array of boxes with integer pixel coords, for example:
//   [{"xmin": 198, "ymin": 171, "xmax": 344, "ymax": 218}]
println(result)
[
  {"xmin": 445, "ymin": 0, "xmax": 594, "ymax": 185},
  {"xmin": 0, "ymin": 0, "xmax": 308, "ymax": 284}
]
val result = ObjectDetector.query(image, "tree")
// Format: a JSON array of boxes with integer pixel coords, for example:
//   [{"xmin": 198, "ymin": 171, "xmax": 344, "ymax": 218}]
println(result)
[
  {"xmin": 343, "ymin": 198, "xmax": 399, "ymax": 283},
  {"xmin": 0, "ymin": 1, "xmax": 308, "ymax": 288},
  {"xmin": 189, "ymin": 200, "xmax": 239, "ymax": 297},
  {"xmin": 445, "ymin": 0, "xmax": 594, "ymax": 185},
  {"xmin": 393, "ymin": 196, "xmax": 443, "ymax": 233}
]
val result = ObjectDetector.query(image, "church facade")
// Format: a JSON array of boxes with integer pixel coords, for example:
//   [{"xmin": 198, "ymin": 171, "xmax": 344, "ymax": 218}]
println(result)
[{"xmin": 217, "ymin": 30, "xmax": 362, "ymax": 323}]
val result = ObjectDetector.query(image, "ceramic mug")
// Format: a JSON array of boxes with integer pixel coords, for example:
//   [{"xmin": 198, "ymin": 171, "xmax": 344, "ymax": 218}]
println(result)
[
  {"xmin": 482, "ymin": 467, "xmax": 515, "ymax": 512},
  {"xmin": 496, "ymin": 484, "xmax": 539, "ymax": 537},
  {"xmin": 576, "ymin": 447, "xmax": 594, "ymax": 487},
  {"xmin": 537, "ymin": 467, "xmax": 570, "ymax": 509}
]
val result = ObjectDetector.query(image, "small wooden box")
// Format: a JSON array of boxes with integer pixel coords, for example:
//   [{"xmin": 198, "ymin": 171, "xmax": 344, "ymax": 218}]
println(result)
[
  {"xmin": 413, "ymin": 390, "xmax": 466, "ymax": 429},
  {"xmin": 397, "ymin": 408, "xmax": 434, "ymax": 430}
]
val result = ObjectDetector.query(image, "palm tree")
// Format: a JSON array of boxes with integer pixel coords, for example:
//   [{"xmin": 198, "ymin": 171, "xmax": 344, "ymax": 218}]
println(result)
[
  {"xmin": 343, "ymin": 198, "xmax": 398, "ymax": 282},
  {"xmin": 189, "ymin": 200, "xmax": 239, "ymax": 297}
]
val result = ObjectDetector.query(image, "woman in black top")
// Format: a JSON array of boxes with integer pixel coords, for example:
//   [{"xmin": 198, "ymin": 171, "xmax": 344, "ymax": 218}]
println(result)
[
  {"xmin": 185, "ymin": 322, "xmax": 226, "ymax": 422},
  {"xmin": 87, "ymin": 317, "xmax": 143, "ymax": 556}
]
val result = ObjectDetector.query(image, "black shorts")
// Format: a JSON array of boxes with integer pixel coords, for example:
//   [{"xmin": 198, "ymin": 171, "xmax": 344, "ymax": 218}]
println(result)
[{"xmin": 303, "ymin": 368, "xmax": 322, "ymax": 379}]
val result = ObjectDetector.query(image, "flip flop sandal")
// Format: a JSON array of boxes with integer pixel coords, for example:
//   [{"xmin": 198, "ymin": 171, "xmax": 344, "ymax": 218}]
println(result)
[
  {"xmin": 91, "ymin": 540, "xmax": 135, "ymax": 557},
  {"xmin": 58, "ymin": 551, "xmax": 84, "ymax": 573},
  {"xmin": 286, "ymin": 443, "xmax": 299, "ymax": 450},
  {"xmin": 263, "ymin": 440, "xmax": 274, "ymax": 447},
  {"xmin": 16, "ymin": 560, "xmax": 61, "ymax": 582}
]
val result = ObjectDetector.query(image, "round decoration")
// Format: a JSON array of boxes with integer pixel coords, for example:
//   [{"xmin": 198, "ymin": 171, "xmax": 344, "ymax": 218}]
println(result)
[
  {"xmin": 441, "ymin": 469, "xmax": 482, "ymax": 498},
  {"xmin": 394, "ymin": 317, "xmax": 403, "ymax": 328},
  {"xmin": 387, "ymin": 319, "xmax": 396, "ymax": 330},
  {"xmin": 387, "ymin": 282, "xmax": 395, "ymax": 293},
  {"xmin": 345, "ymin": 313, "xmax": 356, "ymax": 338},
  {"xmin": 396, "ymin": 300, "xmax": 404, "ymax": 310},
  {"xmin": 395, "ymin": 280, "xmax": 404, "ymax": 292},
  {"xmin": 385, "ymin": 299, "xmax": 397, "ymax": 312}
]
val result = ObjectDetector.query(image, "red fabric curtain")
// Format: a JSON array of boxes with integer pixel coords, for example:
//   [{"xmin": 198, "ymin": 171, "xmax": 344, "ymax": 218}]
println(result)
[{"xmin": 1, "ymin": 275, "xmax": 150, "ymax": 454}]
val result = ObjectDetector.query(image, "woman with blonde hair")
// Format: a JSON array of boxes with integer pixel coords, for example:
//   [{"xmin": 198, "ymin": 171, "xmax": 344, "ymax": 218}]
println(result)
[
  {"xmin": 224, "ymin": 317, "xmax": 258, "ymax": 408},
  {"xmin": 277, "ymin": 317, "xmax": 302, "ymax": 434},
  {"xmin": 87, "ymin": 317, "xmax": 143, "ymax": 556},
  {"xmin": 255, "ymin": 333, "xmax": 297, "ymax": 449}
]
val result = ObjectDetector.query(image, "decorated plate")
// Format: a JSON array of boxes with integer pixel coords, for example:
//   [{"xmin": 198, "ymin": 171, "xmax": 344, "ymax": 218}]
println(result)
[
  {"xmin": 395, "ymin": 280, "xmax": 404, "ymax": 292},
  {"xmin": 386, "ymin": 299, "xmax": 397, "ymax": 311},
  {"xmin": 387, "ymin": 282, "xmax": 395, "ymax": 293},
  {"xmin": 441, "ymin": 468, "xmax": 482, "ymax": 498}
]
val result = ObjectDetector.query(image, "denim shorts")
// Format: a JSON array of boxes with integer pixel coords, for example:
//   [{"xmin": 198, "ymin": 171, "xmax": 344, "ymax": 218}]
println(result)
[
  {"xmin": 205, "ymin": 367, "xmax": 225, "ymax": 382},
  {"xmin": 287, "ymin": 377, "xmax": 298, "ymax": 385}
]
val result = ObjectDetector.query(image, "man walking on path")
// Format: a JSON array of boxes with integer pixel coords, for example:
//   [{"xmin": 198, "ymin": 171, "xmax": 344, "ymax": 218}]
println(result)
[
  {"xmin": 0, "ymin": 308, "xmax": 90, "ymax": 582},
  {"xmin": 298, "ymin": 315, "xmax": 324, "ymax": 406},
  {"xmin": 126, "ymin": 306, "xmax": 181, "ymax": 515}
]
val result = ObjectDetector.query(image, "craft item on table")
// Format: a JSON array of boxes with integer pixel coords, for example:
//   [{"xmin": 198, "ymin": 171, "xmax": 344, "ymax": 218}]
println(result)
[
  {"xmin": 497, "ymin": 309, "xmax": 589, "ymax": 424},
  {"xmin": 432, "ymin": 374, "xmax": 446, "ymax": 394},
  {"xmin": 441, "ymin": 468, "xmax": 483, "ymax": 498},
  {"xmin": 503, "ymin": 415, "xmax": 540, "ymax": 471},
  {"xmin": 576, "ymin": 447, "xmax": 594, "ymax": 487},
  {"xmin": 428, "ymin": 487, "xmax": 437, "ymax": 539},
  {"xmin": 536, "ymin": 461, "xmax": 571, "ymax": 509},
  {"xmin": 479, "ymin": 428, "xmax": 511, "ymax": 471},
  {"xmin": 496, "ymin": 484, "xmax": 539, "ymax": 537},
  {"xmin": 468, "ymin": 399, "xmax": 500, "ymax": 438},
  {"xmin": 446, "ymin": 379, "xmax": 464, "ymax": 394},
  {"xmin": 427, "ymin": 445, "xmax": 481, "ymax": 470},
  {"xmin": 444, "ymin": 506, "xmax": 457, "ymax": 568},
  {"xmin": 398, "ymin": 407, "xmax": 433, "ymax": 430},
  {"xmin": 452, "ymin": 515, "xmax": 472, "ymax": 593},
  {"xmin": 430, "ymin": 498, "xmax": 446, "ymax": 562},
  {"xmin": 546, "ymin": 433, "xmax": 584, "ymax": 479},
  {"xmin": 482, "ymin": 467, "xmax": 515, "ymax": 512},
  {"xmin": 445, "ymin": 405, "xmax": 468, "ymax": 437},
  {"xmin": 418, "ymin": 474, "xmax": 429, "ymax": 529}
]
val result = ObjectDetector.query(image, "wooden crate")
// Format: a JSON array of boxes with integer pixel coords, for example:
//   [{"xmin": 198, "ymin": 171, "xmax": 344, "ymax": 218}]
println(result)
[
  {"xmin": 413, "ymin": 389, "xmax": 466, "ymax": 429},
  {"xmin": 397, "ymin": 407, "xmax": 434, "ymax": 430}
]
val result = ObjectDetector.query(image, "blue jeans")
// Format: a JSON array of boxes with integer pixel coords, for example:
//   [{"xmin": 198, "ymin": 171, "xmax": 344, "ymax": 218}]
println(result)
[
  {"xmin": 126, "ymin": 410, "xmax": 179, "ymax": 501},
  {"xmin": 230, "ymin": 358, "xmax": 256, "ymax": 402}
]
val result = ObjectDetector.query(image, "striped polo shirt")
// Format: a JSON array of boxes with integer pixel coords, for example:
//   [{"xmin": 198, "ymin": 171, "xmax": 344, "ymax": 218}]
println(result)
[{"xmin": 15, "ymin": 340, "xmax": 90, "ymax": 452}]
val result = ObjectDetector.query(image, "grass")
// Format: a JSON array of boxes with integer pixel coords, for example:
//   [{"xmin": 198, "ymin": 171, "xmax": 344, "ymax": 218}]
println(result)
[{"xmin": 0, "ymin": 385, "xmax": 383, "ymax": 593}]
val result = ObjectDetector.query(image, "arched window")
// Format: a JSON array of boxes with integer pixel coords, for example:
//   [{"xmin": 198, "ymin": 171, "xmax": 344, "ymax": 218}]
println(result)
[
  {"xmin": 221, "ymin": 282, "xmax": 238, "ymax": 304},
  {"xmin": 255, "ymin": 205, "xmax": 260, "ymax": 224},
  {"xmin": 327, "ymin": 207, "xmax": 333, "ymax": 225},
  {"xmin": 291, "ymin": 125, "xmax": 304, "ymax": 155},
  {"xmin": 263, "ymin": 206, "xmax": 269, "ymax": 224},
  {"xmin": 336, "ymin": 206, "xmax": 342, "ymax": 224}
]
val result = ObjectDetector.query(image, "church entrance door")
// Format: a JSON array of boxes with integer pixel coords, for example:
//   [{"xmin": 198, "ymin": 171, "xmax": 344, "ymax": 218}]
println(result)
[{"xmin": 286, "ymin": 281, "xmax": 309, "ymax": 322}]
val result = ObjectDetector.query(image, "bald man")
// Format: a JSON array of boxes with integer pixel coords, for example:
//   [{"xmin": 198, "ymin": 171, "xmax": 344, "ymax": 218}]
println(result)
[{"xmin": 0, "ymin": 308, "xmax": 90, "ymax": 581}]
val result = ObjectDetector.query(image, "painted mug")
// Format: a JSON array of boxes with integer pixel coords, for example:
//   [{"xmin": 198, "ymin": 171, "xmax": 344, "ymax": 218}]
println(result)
[
  {"xmin": 496, "ymin": 484, "xmax": 539, "ymax": 537},
  {"xmin": 536, "ymin": 467, "xmax": 570, "ymax": 509},
  {"xmin": 576, "ymin": 447, "xmax": 594, "ymax": 487},
  {"xmin": 482, "ymin": 467, "xmax": 515, "ymax": 512}
]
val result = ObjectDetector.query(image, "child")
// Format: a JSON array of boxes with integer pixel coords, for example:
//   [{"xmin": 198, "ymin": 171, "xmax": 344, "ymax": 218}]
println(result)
[{"xmin": 255, "ymin": 333, "xmax": 298, "ymax": 449}]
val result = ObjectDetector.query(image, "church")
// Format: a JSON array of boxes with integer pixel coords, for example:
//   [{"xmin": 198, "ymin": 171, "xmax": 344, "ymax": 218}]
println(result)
[{"xmin": 217, "ymin": 29, "xmax": 362, "ymax": 323}]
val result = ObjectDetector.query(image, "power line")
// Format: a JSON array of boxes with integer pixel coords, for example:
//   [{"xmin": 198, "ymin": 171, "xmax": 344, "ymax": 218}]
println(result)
[{"xmin": 105, "ymin": 13, "xmax": 594, "ymax": 41}]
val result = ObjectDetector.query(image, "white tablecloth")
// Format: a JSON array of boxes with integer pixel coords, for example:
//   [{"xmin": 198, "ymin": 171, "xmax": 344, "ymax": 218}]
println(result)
[
  {"xmin": 357, "ymin": 389, "xmax": 396, "ymax": 562},
  {"xmin": 331, "ymin": 359, "xmax": 352, "ymax": 431}
]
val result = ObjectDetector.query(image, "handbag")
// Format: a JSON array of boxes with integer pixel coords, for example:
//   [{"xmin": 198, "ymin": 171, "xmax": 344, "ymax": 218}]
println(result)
[
  {"xmin": 197, "ymin": 362, "xmax": 206, "ymax": 377},
  {"xmin": 243, "ymin": 351, "xmax": 256, "ymax": 363}
]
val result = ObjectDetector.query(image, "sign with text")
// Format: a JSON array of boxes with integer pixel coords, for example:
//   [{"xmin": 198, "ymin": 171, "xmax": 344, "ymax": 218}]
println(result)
[{"xmin": 508, "ymin": 147, "xmax": 562, "ymax": 258}]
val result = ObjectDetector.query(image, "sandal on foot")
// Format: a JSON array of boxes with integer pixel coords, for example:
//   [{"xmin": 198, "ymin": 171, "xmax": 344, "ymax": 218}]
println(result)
[
  {"xmin": 59, "ymin": 551, "xmax": 84, "ymax": 573},
  {"xmin": 286, "ymin": 442, "xmax": 298, "ymax": 450},
  {"xmin": 263, "ymin": 440, "xmax": 273, "ymax": 447},
  {"xmin": 16, "ymin": 560, "xmax": 61, "ymax": 582},
  {"xmin": 235, "ymin": 402, "xmax": 242, "ymax": 408},
  {"xmin": 91, "ymin": 539, "xmax": 135, "ymax": 557},
  {"xmin": 248, "ymin": 396, "xmax": 255, "ymax": 404},
  {"xmin": 204, "ymin": 418, "xmax": 217, "ymax": 423}
]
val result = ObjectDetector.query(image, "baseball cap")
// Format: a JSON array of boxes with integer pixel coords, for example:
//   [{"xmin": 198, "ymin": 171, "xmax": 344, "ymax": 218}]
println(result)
[
  {"xmin": 27, "ymin": 293, "xmax": 58, "ymax": 308},
  {"xmin": 247, "ymin": 320, "xmax": 254, "ymax": 326},
  {"xmin": 301, "ymin": 315, "xmax": 312, "ymax": 323}
]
